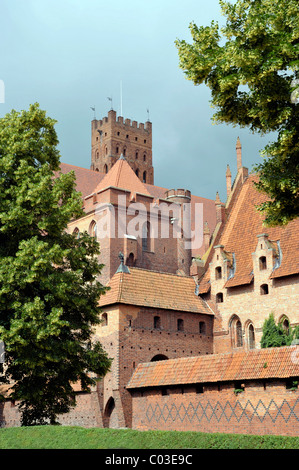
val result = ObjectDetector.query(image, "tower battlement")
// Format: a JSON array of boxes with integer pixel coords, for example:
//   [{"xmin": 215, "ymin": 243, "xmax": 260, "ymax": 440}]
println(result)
[{"xmin": 91, "ymin": 109, "xmax": 154, "ymax": 184}]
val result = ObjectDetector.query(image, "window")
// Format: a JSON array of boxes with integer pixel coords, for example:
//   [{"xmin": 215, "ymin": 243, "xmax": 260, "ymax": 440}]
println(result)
[
  {"xmin": 73, "ymin": 227, "xmax": 80, "ymax": 239},
  {"xmin": 126, "ymin": 252, "xmax": 135, "ymax": 267},
  {"xmin": 154, "ymin": 316, "xmax": 161, "ymax": 329},
  {"xmin": 105, "ymin": 146, "xmax": 108, "ymax": 155},
  {"xmin": 143, "ymin": 153, "xmax": 146, "ymax": 161},
  {"xmin": 196, "ymin": 384, "xmax": 204, "ymax": 394},
  {"xmin": 230, "ymin": 315, "xmax": 243, "ymax": 348},
  {"xmin": 248, "ymin": 324, "xmax": 255, "ymax": 349},
  {"xmin": 177, "ymin": 319, "xmax": 184, "ymax": 332},
  {"xmin": 135, "ymin": 151, "xmax": 139, "ymax": 159},
  {"xmin": 216, "ymin": 292, "xmax": 223, "ymax": 303},
  {"xmin": 143, "ymin": 171, "xmax": 146, "ymax": 183},
  {"xmin": 104, "ymin": 164, "xmax": 108, "ymax": 174},
  {"xmin": 116, "ymin": 146, "xmax": 119, "ymax": 154},
  {"xmin": 260, "ymin": 284, "xmax": 269, "ymax": 295},
  {"xmin": 215, "ymin": 266, "xmax": 222, "ymax": 279},
  {"xmin": 199, "ymin": 322, "xmax": 206, "ymax": 335},
  {"xmin": 281, "ymin": 317, "xmax": 290, "ymax": 334},
  {"xmin": 89, "ymin": 220, "xmax": 97, "ymax": 238},
  {"xmin": 135, "ymin": 168, "xmax": 139, "ymax": 177},
  {"xmin": 142, "ymin": 221, "xmax": 151, "ymax": 251},
  {"xmin": 101, "ymin": 313, "xmax": 108, "ymax": 326},
  {"xmin": 259, "ymin": 256, "xmax": 267, "ymax": 270}
]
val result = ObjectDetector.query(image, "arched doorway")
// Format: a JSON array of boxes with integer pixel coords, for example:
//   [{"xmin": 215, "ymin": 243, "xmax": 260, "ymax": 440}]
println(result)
[{"xmin": 103, "ymin": 397, "xmax": 116, "ymax": 428}]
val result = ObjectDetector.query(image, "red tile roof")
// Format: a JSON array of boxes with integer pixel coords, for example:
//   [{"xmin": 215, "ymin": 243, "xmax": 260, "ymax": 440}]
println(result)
[
  {"xmin": 198, "ymin": 174, "xmax": 299, "ymax": 291},
  {"xmin": 99, "ymin": 267, "xmax": 213, "ymax": 315},
  {"xmin": 127, "ymin": 346, "xmax": 299, "ymax": 389},
  {"xmin": 94, "ymin": 157, "xmax": 152, "ymax": 196},
  {"xmin": 57, "ymin": 163, "xmax": 105, "ymax": 198}
]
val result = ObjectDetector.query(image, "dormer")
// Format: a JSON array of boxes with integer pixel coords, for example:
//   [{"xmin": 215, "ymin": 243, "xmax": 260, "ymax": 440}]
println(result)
[
  {"xmin": 211, "ymin": 245, "xmax": 235, "ymax": 284},
  {"xmin": 252, "ymin": 233, "xmax": 281, "ymax": 274}
]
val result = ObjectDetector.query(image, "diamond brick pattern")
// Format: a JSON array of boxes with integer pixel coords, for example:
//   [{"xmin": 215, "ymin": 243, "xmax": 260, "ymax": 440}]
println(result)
[{"xmin": 145, "ymin": 397, "xmax": 299, "ymax": 424}]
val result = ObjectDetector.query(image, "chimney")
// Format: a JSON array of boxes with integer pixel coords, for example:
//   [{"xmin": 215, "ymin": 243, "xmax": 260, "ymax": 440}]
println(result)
[
  {"xmin": 226, "ymin": 164, "xmax": 232, "ymax": 198},
  {"xmin": 236, "ymin": 137, "xmax": 242, "ymax": 171}
]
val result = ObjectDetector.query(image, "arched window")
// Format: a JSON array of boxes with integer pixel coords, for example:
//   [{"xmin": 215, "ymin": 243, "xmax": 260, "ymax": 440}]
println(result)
[
  {"xmin": 72, "ymin": 227, "xmax": 80, "ymax": 239},
  {"xmin": 143, "ymin": 153, "xmax": 146, "ymax": 162},
  {"xmin": 143, "ymin": 171, "xmax": 147, "ymax": 183},
  {"xmin": 177, "ymin": 319, "xmax": 184, "ymax": 331},
  {"xmin": 259, "ymin": 256, "xmax": 267, "ymax": 270},
  {"xmin": 280, "ymin": 316, "xmax": 290, "ymax": 334},
  {"xmin": 105, "ymin": 146, "xmax": 108, "ymax": 155},
  {"xmin": 199, "ymin": 321, "xmax": 206, "ymax": 335},
  {"xmin": 96, "ymin": 150, "xmax": 99, "ymax": 160},
  {"xmin": 135, "ymin": 151, "xmax": 139, "ymax": 160},
  {"xmin": 104, "ymin": 164, "xmax": 108, "ymax": 174},
  {"xmin": 151, "ymin": 354, "xmax": 168, "ymax": 362},
  {"xmin": 216, "ymin": 292, "xmax": 223, "ymax": 303},
  {"xmin": 89, "ymin": 220, "xmax": 97, "ymax": 238},
  {"xmin": 260, "ymin": 284, "xmax": 269, "ymax": 295},
  {"xmin": 116, "ymin": 146, "xmax": 119, "ymax": 154},
  {"xmin": 230, "ymin": 315, "xmax": 243, "ymax": 349},
  {"xmin": 126, "ymin": 253, "xmax": 135, "ymax": 267},
  {"xmin": 142, "ymin": 221, "xmax": 151, "ymax": 252},
  {"xmin": 123, "ymin": 147, "xmax": 126, "ymax": 156},
  {"xmin": 101, "ymin": 312, "xmax": 108, "ymax": 326},
  {"xmin": 135, "ymin": 168, "xmax": 139, "ymax": 177},
  {"xmin": 248, "ymin": 324, "xmax": 255, "ymax": 349},
  {"xmin": 154, "ymin": 316, "xmax": 161, "ymax": 329},
  {"xmin": 215, "ymin": 266, "xmax": 222, "ymax": 280}
]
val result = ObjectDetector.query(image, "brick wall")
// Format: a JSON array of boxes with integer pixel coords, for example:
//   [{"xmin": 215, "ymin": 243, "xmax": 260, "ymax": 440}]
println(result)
[{"xmin": 130, "ymin": 380, "xmax": 299, "ymax": 436}]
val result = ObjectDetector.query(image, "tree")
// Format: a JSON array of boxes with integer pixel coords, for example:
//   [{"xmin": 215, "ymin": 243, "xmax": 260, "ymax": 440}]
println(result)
[
  {"xmin": 0, "ymin": 103, "xmax": 111, "ymax": 425},
  {"xmin": 261, "ymin": 313, "xmax": 299, "ymax": 348},
  {"xmin": 176, "ymin": 0, "xmax": 299, "ymax": 226}
]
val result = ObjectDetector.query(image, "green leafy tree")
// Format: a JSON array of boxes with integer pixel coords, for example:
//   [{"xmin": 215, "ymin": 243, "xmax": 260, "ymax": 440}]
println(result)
[
  {"xmin": 0, "ymin": 103, "xmax": 111, "ymax": 426},
  {"xmin": 176, "ymin": 0, "xmax": 299, "ymax": 226},
  {"xmin": 261, "ymin": 313, "xmax": 299, "ymax": 348}
]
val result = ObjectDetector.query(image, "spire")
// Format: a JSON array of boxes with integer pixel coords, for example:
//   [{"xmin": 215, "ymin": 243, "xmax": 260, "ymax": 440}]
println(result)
[
  {"xmin": 215, "ymin": 191, "xmax": 221, "ymax": 204},
  {"xmin": 116, "ymin": 252, "xmax": 130, "ymax": 274},
  {"xmin": 226, "ymin": 164, "xmax": 232, "ymax": 198},
  {"xmin": 236, "ymin": 137, "xmax": 242, "ymax": 171}
]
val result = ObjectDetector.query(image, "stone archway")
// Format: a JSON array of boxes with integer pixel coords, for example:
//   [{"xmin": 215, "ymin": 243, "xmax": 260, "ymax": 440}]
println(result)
[{"xmin": 103, "ymin": 396, "xmax": 116, "ymax": 428}]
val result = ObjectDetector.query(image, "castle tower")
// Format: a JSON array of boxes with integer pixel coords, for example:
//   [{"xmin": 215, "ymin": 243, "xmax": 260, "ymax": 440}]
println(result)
[
  {"xmin": 91, "ymin": 109, "xmax": 154, "ymax": 184},
  {"xmin": 236, "ymin": 137, "xmax": 242, "ymax": 171},
  {"xmin": 165, "ymin": 188, "xmax": 193, "ymax": 276}
]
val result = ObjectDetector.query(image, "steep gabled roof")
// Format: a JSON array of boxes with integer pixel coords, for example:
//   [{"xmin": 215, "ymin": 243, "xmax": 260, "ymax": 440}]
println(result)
[
  {"xmin": 127, "ymin": 346, "xmax": 299, "ymax": 389},
  {"xmin": 93, "ymin": 156, "xmax": 151, "ymax": 196},
  {"xmin": 198, "ymin": 174, "xmax": 299, "ymax": 291},
  {"xmin": 57, "ymin": 163, "xmax": 105, "ymax": 198},
  {"xmin": 99, "ymin": 267, "xmax": 213, "ymax": 315}
]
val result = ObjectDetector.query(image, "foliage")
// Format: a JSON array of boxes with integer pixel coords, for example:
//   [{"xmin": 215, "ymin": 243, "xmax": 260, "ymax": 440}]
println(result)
[
  {"xmin": 0, "ymin": 103, "xmax": 111, "ymax": 426},
  {"xmin": 261, "ymin": 313, "xmax": 299, "ymax": 348},
  {"xmin": 0, "ymin": 426, "xmax": 299, "ymax": 449},
  {"xmin": 176, "ymin": 0, "xmax": 299, "ymax": 226}
]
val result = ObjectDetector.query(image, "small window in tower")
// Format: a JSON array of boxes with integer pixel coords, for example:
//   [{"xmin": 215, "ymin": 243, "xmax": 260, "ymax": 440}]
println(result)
[
  {"xmin": 143, "ymin": 154, "xmax": 146, "ymax": 162},
  {"xmin": 144, "ymin": 139, "xmax": 147, "ymax": 144},
  {"xmin": 154, "ymin": 316, "xmax": 161, "ymax": 329},
  {"xmin": 135, "ymin": 137, "xmax": 138, "ymax": 141},
  {"xmin": 101, "ymin": 313, "xmax": 108, "ymax": 326},
  {"xmin": 259, "ymin": 256, "xmax": 267, "ymax": 270},
  {"xmin": 126, "ymin": 134, "xmax": 129, "ymax": 139},
  {"xmin": 135, "ymin": 151, "xmax": 139, "ymax": 160},
  {"xmin": 260, "ymin": 284, "xmax": 269, "ymax": 295},
  {"xmin": 123, "ymin": 148, "xmax": 126, "ymax": 156},
  {"xmin": 104, "ymin": 164, "xmax": 108, "ymax": 174},
  {"xmin": 143, "ymin": 171, "xmax": 146, "ymax": 183},
  {"xmin": 215, "ymin": 266, "xmax": 222, "ymax": 280},
  {"xmin": 117, "ymin": 131, "xmax": 120, "ymax": 136},
  {"xmin": 216, "ymin": 292, "xmax": 223, "ymax": 303},
  {"xmin": 136, "ymin": 168, "xmax": 139, "ymax": 178},
  {"xmin": 177, "ymin": 319, "xmax": 184, "ymax": 332},
  {"xmin": 105, "ymin": 146, "xmax": 108, "ymax": 155},
  {"xmin": 199, "ymin": 322, "xmax": 206, "ymax": 335},
  {"xmin": 116, "ymin": 146, "xmax": 119, "ymax": 154}
]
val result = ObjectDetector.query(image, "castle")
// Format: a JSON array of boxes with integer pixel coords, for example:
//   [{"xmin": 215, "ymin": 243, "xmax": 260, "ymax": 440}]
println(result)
[{"xmin": 1, "ymin": 110, "xmax": 299, "ymax": 435}]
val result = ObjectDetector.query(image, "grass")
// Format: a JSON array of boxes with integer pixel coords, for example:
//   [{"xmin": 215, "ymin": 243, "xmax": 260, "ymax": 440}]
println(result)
[{"xmin": 0, "ymin": 426, "xmax": 298, "ymax": 449}]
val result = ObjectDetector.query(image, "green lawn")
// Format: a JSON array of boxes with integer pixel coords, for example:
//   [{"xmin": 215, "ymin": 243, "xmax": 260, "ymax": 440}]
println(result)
[{"xmin": 0, "ymin": 426, "xmax": 298, "ymax": 449}]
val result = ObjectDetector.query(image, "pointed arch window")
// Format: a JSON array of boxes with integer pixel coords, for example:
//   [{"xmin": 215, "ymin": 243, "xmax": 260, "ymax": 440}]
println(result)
[
  {"xmin": 143, "ymin": 171, "xmax": 147, "ymax": 183},
  {"xmin": 89, "ymin": 220, "xmax": 97, "ymax": 239}
]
